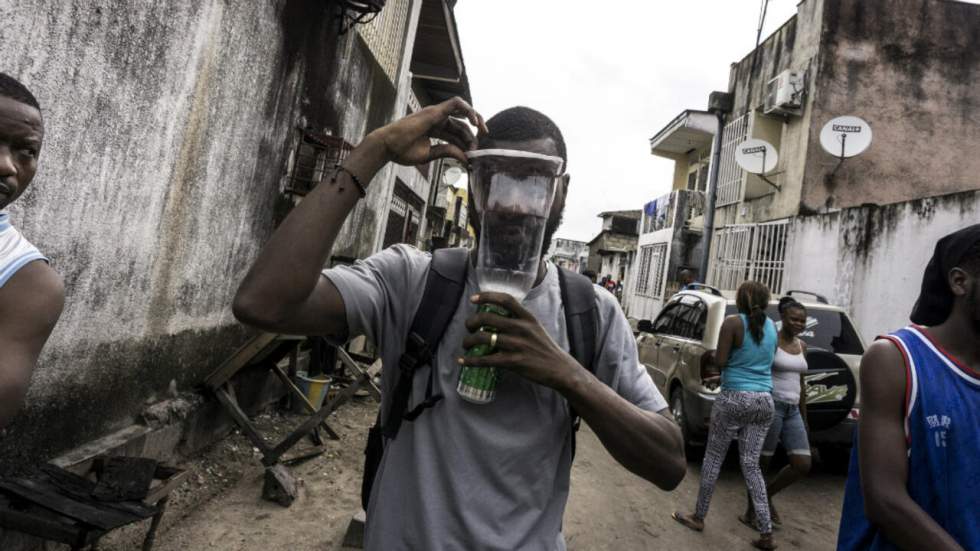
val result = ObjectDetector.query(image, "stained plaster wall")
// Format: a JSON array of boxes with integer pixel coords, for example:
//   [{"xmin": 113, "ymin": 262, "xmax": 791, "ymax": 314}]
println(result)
[
  {"xmin": 0, "ymin": 0, "xmax": 403, "ymax": 467},
  {"xmin": 715, "ymin": 0, "xmax": 825, "ymax": 228},
  {"xmin": 801, "ymin": 0, "xmax": 980, "ymax": 212},
  {"xmin": 784, "ymin": 190, "xmax": 980, "ymax": 344}
]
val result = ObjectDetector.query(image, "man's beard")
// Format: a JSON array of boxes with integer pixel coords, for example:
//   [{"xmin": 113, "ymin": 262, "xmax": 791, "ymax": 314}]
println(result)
[
  {"xmin": 540, "ymin": 208, "xmax": 564, "ymax": 257},
  {"xmin": 470, "ymin": 203, "xmax": 565, "ymax": 259}
]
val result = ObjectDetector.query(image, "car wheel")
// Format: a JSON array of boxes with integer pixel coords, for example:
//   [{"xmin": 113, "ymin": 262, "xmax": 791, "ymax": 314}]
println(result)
[{"xmin": 671, "ymin": 387, "xmax": 693, "ymax": 453}]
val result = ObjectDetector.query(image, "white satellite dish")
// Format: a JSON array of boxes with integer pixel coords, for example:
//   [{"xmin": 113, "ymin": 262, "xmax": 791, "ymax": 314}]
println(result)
[
  {"xmin": 735, "ymin": 138, "xmax": 778, "ymax": 174},
  {"xmin": 820, "ymin": 116, "xmax": 872, "ymax": 158},
  {"xmin": 442, "ymin": 166, "xmax": 463, "ymax": 185}
]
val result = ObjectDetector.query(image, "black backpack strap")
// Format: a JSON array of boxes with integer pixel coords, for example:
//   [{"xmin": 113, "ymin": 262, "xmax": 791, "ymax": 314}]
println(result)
[
  {"xmin": 558, "ymin": 267, "xmax": 599, "ymax": 376},
  {"xmin": 557, "ymin": 267, "xmax": 599, "ymax": 458},
  {"xmin": 381, "ymin": 247, "xmax": 469, "ymax": 439}
]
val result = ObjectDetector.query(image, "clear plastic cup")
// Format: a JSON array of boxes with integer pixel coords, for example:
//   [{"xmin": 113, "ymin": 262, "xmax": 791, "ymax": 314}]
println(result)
[{"xmin": 457, "ymin": 149, "xmax": 563, "ymax": 404}]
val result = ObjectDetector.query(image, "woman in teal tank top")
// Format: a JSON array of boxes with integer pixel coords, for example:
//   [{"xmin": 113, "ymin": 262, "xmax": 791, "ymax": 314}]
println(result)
[{"xmin": 673, "ymin": 281, "xmax": 778, "ymax": 550}]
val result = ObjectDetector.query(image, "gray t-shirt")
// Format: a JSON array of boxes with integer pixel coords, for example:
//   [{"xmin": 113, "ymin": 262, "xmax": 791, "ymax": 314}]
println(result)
[{"xmin": 324, "ymin": 244, "xmax": 666, "ymax": 551}]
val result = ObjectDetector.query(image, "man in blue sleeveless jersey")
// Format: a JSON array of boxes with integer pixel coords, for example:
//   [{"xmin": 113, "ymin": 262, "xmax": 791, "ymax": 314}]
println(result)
[{"xmin": 837, "ymin": 224, "xmax": 980, "ymax": 551}]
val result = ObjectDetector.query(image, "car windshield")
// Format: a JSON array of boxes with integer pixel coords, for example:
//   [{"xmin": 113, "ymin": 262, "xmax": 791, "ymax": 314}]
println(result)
[{"xmin": 725, "ymin": 305, "xmax": 864, "ymax": 355}]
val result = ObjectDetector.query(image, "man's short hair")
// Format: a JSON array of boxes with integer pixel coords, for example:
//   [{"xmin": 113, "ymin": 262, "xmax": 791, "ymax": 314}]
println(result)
[
  {"xmin": 0, "ymin": 73, "xmax": 41, "ymax": 112},
  {"xmin": 480, "ymin": 106, "xmax": 567, "ymax": 168},
  {"xmin": 962, "ymin": 239, "xmax": 980, "ymax": 276}
]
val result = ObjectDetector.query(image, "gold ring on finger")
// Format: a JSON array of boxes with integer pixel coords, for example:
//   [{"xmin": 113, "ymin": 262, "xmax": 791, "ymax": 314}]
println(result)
[{"xmin": 489, "ymin": 332, "xmax": 498, "ymax": 351}]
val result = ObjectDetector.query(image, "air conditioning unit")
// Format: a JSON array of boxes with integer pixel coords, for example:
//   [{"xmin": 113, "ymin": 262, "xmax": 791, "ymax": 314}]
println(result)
[{"xmin": 764, "ymin": 70, "xmax": 805, "ymax": 116}]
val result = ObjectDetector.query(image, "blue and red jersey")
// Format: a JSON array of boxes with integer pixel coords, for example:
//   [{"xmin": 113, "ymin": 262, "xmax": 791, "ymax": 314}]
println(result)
[{"xmin": 837, "ymin": 325, "xmax": 980, "ymax": 550}]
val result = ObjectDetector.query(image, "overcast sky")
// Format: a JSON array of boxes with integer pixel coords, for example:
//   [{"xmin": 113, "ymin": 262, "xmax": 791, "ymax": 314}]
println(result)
[{"xmin": 453, "ymin": 1, "xmax": 815, "ymax": 242}]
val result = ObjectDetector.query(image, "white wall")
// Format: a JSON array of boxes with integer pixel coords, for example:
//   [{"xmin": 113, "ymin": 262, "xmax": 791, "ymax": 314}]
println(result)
[{"xmin": 784, "ymin": 191, "xmax": 980, "ymax": 343}]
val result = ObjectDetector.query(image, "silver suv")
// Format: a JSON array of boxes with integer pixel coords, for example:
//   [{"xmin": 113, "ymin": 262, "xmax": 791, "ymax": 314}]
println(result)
[{"xmin": 636, "ymin": 285, "xmax": 865, "ymax": 456}]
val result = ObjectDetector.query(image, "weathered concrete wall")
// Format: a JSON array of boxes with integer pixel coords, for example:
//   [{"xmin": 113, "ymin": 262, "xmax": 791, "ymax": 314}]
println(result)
[
  {"xmin": 716, "ymin": 0, "xmax": 825, "ymax": 228},
  {"xmin": 588, "ymin": 232, "xmax": 638, "ymax": 275},
  {"xmin": 784, "ymin": 190, "xmax": 980, "ymax": 343},
  {"xmin": 802, "ymin": 0, "xmax": 980, "ymax": 211},
  {"xmin": 0, "ymin": 0, "xmax": 401, "ymax": 467}
]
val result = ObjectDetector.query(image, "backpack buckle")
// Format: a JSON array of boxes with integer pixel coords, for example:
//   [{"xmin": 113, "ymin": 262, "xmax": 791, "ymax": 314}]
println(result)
[{"xmin": 401, "ymin": 332, "xmax": 430, "ymax": 373}]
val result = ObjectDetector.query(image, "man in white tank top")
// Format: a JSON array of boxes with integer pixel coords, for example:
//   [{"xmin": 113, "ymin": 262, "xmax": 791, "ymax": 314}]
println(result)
[{"xmin": 0, "ymin": 73, "xmax": 64, "ymax": 429}]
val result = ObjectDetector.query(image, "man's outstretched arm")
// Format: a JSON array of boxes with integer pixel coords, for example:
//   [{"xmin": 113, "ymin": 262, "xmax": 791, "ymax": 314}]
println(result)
[
  {"xmin": 233, "ymin": 97, "xmax": 486, "ymax": 336},
  {"xmin": 857, "ymin": 340, "xmax": 964, "ymax": 551},
  {"xmin": 460, "ymin": 293, "xmax": 686, "ymax": 490},
  {"xmin": 559, "ymin": 362, "xmax": 686, "ymax": 490},
  {"xmin": 0, "ymin": 261, "xmax": 64, "ymax": 428}
]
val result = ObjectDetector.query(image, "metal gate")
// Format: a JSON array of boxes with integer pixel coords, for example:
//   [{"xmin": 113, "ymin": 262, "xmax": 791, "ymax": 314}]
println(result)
[{"xmin": 709, "ymin": 220, "xmax": 789, "ymax": 294}]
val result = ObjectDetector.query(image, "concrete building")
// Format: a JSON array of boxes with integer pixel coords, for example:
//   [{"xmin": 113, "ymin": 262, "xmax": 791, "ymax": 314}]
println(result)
[
  {"xmin": 587, "ymin": 210, "xmax": 641, "ymax": 293},
  {"xmin": 0, "ymin": 0, "xmax": 470, "ymax": 469},
  {"xmin": 629, "ymin": 0, "xmax": 980, "ymax": 341},
  {"xmin": 424, "ymin": 176, "xmax": 474, "ymax": 250},
  {"xmin": 549, "ymin": 238, "xmax": 589, "ymax": 273},
  {"xmin": 622, "ymin": 189, "xmax": 706, "ymax": 321}
]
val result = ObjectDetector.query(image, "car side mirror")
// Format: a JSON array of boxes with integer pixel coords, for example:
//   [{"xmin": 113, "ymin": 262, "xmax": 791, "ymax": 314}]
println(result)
[{"xmin": 637, "ymin": 319, "xmax": 654, "ymax": 333}]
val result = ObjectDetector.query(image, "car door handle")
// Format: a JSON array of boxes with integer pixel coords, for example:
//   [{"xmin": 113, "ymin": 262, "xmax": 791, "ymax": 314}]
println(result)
[{"xmin": 671, "ymin": 346, "xmax": 680, "ymax": 353}]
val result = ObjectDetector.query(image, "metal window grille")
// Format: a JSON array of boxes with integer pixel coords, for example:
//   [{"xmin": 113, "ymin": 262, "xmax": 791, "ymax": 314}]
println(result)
[
  {"xmin": 285, "ymin": 132, "xmax": 353, "ymax": 196},
  {"xmin": 635, "ymin": 247, "xmax": 653, "ymax": 295},
  {"xmin": 708, "ymin": 220, "xmax": 790, "ymax": 294},
  {"xmin": 635, "ymin": 243, "xmax": 668, "ymax": 298},
  {"xmin": 716, "ymin": 114, "xmax": 748, "ymax": 207}
]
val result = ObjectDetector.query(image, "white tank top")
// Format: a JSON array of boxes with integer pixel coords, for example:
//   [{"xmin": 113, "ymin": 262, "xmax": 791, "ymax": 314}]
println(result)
[
  {"xmin": 0, "ymin": 211, "xmax": 48, "ymax": 288},
  {"xmin": 771, "ymin": 344, "xmax": 808, "ymax": 404}
]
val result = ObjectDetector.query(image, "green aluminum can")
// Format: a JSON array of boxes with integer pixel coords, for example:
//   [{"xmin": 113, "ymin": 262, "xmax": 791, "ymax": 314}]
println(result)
[{"xmin": 457, "ymin": 303, "xmax": 511, "ymax": 404}]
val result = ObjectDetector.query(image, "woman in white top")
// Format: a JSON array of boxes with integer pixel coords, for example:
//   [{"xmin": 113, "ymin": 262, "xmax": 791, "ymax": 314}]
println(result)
[{"xmin": 742, "ymin": 296, "xmax": 811, "ymax": 529}]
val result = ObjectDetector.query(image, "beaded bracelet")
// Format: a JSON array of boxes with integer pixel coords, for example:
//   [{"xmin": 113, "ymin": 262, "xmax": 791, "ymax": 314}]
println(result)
[{"xmin": 332, "ymin": 164, "xmax": 367, "ymax": 198}]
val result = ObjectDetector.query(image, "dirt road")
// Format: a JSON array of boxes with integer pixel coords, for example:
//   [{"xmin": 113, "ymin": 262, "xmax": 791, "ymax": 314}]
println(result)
[
  {"xmin": 565, "ymin": 428, "xmax": 846, "ymax": 550},
  {"xmin": 100, "ymin": 400, "xmax": 846, "ymax": 550}
]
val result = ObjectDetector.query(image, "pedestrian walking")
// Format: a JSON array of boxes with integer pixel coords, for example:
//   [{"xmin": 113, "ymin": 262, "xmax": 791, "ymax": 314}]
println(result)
[
  {"xmin": 742, "ymin": 296, "xmax": 811, "ymax": 528},
  {"xmin": 673, "ymin": 280, "xmax": 778, "ymax": 550},
  {"xmin": 679, "ymin": 268, "xmax": 698, "ymax": 290},
  {"xmin": 837, "ymin": 224, "xmax": 980, "ymax": 551},
  {"xmin": 233, "ymin": 97, "xmax": 686, "ymax": 550},
  {"xmin": 603, "ymin": 275, "xmax": 616, "ymax": 293}
]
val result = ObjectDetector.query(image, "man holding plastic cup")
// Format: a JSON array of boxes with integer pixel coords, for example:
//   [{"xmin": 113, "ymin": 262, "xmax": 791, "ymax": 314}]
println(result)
[{"xmin": 234, "ymin": 97, "xmax": 686, "ymax": 550}]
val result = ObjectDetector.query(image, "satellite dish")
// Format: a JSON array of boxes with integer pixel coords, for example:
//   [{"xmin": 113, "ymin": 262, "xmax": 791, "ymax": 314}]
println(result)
[
  {"xmin": 735, "ymin": 138, "xmax": 778, "ymax": 174},
  {"xmin": 442, "ymin": 166, "xmax": 463, "ymax": 185},
  {"xmin": 820, "ymin": 116, "xmax": 872, "ymax": 158}
]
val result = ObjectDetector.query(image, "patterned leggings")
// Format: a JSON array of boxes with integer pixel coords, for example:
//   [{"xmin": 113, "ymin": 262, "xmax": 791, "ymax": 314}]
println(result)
[{"xmin": 695, "ymin": 389, "xmax": 775, "ymax": 533}]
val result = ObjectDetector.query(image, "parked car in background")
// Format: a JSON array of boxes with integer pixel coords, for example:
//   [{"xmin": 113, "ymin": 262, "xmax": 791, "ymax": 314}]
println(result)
[{"xmin": 636, "ymin": 285, "xmax": 864, "ymax": 460}]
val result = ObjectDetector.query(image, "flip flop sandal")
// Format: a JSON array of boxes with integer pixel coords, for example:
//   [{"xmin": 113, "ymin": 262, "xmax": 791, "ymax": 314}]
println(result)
[
  {"xmin": 671, "ymin": 512, "xmax": 704, "ymax": 532},
  {"xmin": 752, "ymin": 536, "xmax": 778, "ymax": 550}
]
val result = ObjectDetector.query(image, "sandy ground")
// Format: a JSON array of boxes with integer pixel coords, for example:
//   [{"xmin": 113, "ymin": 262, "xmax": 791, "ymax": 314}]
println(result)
[
  {"xmin": 565, "ymin": 429, "xmax": 845, "ymax": 550},
  {"xmin": 97, "ymin": 399, "xmax": 846, "ymax": 551}
]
